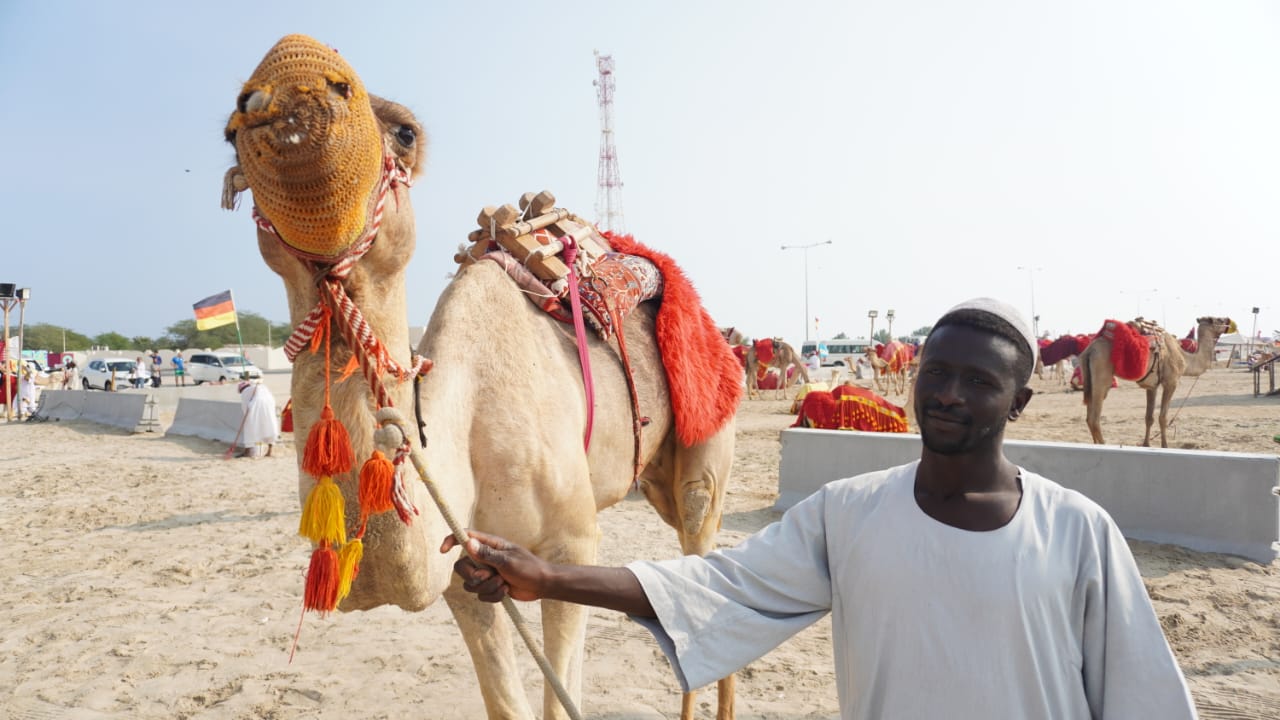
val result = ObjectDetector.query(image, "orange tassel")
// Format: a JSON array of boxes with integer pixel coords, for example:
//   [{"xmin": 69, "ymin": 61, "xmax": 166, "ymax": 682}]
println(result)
[
  {"xmin": 298, "ymin": 475, "xmax": 346, "ymax": 545},
  {"xmin": 338, "ymin": 354, "xmax": 360, "ymax": 382},
  {"xmin": 336, "ymin": 538, "xmax": 363, "ymax": 602},
  {"xmin": 303, "ymin": 542, "xmax": 340, "ymax": 613},
  {"xmin": 303, "ymin": 404, "xmax": 354, "ymax": 477},
  {"xmin": 358, "ymin": 451, "xmax": 396, "ymax": 520}
]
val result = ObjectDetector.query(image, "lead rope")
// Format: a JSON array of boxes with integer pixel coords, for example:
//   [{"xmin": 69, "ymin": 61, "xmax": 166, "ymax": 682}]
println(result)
[{"xmin": 252, "ymin": 155, "xmax": 584, "ymax": 720}]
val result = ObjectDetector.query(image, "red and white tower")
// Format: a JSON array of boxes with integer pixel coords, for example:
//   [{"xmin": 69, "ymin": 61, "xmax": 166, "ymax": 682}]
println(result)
[{"xmin": 593, "ymin": 51, "xmax": 626, "ymax": 233}]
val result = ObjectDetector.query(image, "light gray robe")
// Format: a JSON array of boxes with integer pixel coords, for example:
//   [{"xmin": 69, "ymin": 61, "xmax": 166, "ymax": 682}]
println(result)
[{"xmin": 628, "ymin": 461, "xmax": 1197, "ymax": 719}]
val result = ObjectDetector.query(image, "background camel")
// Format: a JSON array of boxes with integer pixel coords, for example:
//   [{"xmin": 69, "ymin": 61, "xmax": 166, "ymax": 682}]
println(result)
[
  {"xmin": 744, "ymin": 337, "xmax": 809, "ymax": 399},
  {"xmin": 1079, "ymin": 316, "xmax": 1232, "ymax": 448},
  {"xmin": 864, "ymin": 340, "xmax": 912, "ymax": 395},
  {"xmin": 225, "ymin": 35, "xmax": 737, "ymax": 720}
]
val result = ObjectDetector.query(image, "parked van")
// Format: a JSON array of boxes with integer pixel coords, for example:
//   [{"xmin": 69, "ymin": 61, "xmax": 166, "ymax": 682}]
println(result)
[
  {"xmin": 800, "ymin": 339, "xmax": 871, "ymax": 368},
  {"xmin": 186, "ymin": 352, "xmax": 262, "ymax": 385}
]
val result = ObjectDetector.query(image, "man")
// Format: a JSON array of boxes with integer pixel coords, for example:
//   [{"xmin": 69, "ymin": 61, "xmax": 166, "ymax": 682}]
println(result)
[
  {"xmin": 170, "ymin": 352, "xmax": 186, "ymax": 387},
  {"xmin": 236, "ymin": 377, "xmax": 277, "ymax": 458},
  {"xmin": 150, "ymin": 350, "xmax": 163, "ymax": 388},
  {"xmin": 444, "ymin": 298, "xmax": 1197, "ymax": 719},
  {"xmin": 132, "ymin": 356, "xmax": 149, "ymax": 389}
]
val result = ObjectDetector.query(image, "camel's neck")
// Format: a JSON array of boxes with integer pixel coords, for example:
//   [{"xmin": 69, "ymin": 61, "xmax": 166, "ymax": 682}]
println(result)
[
  {"xmin": 285, "ymin": 268, "xmax": 415, "ymax": 465},
  {"xmin": 1181, "ymin": 324, "xmax": 1219, "ymax": 376}
]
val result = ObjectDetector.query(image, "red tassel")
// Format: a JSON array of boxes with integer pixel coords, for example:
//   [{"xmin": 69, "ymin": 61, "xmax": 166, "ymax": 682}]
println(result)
[
  {"xmin": 303, "ymin": 404, "xmax": 354, "ymax": 477},
  {"xmin": 303, "ymin": 542, "xmax": 340, "ymax": 613},
  {"xmin": 358, "ymin": 451, "xmax": 396, "ymax": 521}
]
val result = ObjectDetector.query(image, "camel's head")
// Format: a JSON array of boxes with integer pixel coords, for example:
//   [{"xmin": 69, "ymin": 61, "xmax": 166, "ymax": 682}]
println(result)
[
  {"xmin": 224, "ymin": 34, "xmax": 425, "ymax": 262},
  {"xmin": 1198, "ymin": 316, "xmax": 1234, "ymax": 339}
]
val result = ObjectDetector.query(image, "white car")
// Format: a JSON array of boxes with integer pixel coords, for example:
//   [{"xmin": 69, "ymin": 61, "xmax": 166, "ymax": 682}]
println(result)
[
  {"xmin": 186, "ymin": 352, "xmax": 262, "ymax": 385},
  {"xmin": 82, "ymin": 358, "xmax": 138, "ymax": 391}
]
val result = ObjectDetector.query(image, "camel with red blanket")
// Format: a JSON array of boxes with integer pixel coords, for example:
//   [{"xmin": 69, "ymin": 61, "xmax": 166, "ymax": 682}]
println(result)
[
  {"xmin": 744, "ymin": 337, "xmax": 809, "ymax": 400},
  {"xmin": 1079, "ymin": 316, "xmax": 1232, "ymax": 447},
  {"xmin": 864, "ymin": 341, "xmax": 913, "ymax": 395},
  {"xmin": 1035, "ymin": 334, "xmax": 1090, "ymax": 384},
  {"xmin": 225, "ymin": 35, "xmax": 740, "ymax": 720}
]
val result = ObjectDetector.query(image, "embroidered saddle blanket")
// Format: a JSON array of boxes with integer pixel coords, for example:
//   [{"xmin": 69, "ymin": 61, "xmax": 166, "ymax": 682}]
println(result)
[{"xmin": 480, "ymin": 232, "xmax": 742, "ymax": 446}]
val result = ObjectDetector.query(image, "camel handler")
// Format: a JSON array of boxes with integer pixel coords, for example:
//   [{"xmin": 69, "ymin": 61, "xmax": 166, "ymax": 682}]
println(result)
[
  {"xmin": 444, "ymin": 297, "xmax": 1196, "ymax": 719},
  {"xmin": 235, "ymin": 376, "xmax": 278, "ymax": 458}
]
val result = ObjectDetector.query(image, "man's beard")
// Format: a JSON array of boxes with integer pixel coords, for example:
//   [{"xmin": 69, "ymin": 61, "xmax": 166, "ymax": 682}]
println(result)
[{"xmin": 918, "ymin": 410, "xmax": 1008, "ymax": 456}]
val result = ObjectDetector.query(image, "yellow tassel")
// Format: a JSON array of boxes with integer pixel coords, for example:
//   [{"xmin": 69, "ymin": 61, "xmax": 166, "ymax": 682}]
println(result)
[
  {"xmin": 337, "ymin": 538, "xmax": 363, "ymax": 602},
  {"xmin": 298, "ymin": 476, "xmax": 346, "ymax": 546},
  {"xmin": 303, "ymin": 404, "xmax": 355, "ymax": 477},
  {"xmin": 358, "ymin": 450, "xmax": 396, "ymax": 521}
]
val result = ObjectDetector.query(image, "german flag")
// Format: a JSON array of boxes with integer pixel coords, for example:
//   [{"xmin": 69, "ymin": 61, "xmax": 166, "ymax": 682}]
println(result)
[{"xmin": 193, "ymin": 290, "xmax": 237, "ymax": 330}]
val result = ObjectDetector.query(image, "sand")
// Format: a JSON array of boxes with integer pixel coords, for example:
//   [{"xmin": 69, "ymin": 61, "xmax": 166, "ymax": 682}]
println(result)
[{"xmin": 2, "ymin": 366, "xmax": 1277, "ymax": 719}]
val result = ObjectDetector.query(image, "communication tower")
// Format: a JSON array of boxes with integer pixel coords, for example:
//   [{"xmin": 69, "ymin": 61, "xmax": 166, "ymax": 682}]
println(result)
[{"xmin": 593, "ymin": 51, "xmax": 626, "ymax": 233}]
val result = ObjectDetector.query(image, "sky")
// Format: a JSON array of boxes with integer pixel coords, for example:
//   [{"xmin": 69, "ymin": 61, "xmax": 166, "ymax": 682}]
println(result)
[{"xmin": 3, "ymin": 1, "xmax": 1279, "ymax": 348}]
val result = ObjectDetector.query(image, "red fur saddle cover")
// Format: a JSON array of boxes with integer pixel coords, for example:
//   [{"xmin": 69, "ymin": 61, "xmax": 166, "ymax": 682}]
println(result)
[
  {"xmin": 603, "ymin": 233, "xmax": 742, "ymax": 446},
  {"xmin": 753, "ymin": 338, "xmax": 776, "ymax": 365},
  {"xmin": 1099, "ymin": 320, "xmax": 1151, "ymax": 381}
]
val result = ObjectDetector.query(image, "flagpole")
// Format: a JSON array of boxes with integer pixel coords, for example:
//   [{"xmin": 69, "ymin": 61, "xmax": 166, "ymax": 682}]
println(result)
[{"xmin": 231, "ymin": 289, "xmax": 247, "ymax": 377}]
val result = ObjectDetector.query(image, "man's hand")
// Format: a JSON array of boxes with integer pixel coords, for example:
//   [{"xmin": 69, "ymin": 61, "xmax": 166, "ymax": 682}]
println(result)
[{"xmin": 441, "ymin": 530, "xmax": 550, "ymax": 603}]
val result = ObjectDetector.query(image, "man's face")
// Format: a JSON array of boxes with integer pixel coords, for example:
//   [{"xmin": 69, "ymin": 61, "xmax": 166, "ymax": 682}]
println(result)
[{"xmin": 913, "ymin": 324, "xmax": 1030, "ymax": 455}]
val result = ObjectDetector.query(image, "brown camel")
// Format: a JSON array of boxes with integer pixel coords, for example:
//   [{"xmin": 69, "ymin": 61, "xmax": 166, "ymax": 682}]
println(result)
[
  {"xmin": 1080, "ymin": 316, "xmax": 1232, "ymax": 448},
  {"xmin": 743, "ymin": 337, "xmax": 810, "ymax": 399},
  {"xmin": 224, "ymin": 35, "xmax": 737, "ymax": 720}
]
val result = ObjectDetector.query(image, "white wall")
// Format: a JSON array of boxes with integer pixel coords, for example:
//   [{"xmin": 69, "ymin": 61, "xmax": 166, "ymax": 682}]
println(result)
[{"xmin": 778, "ymin": 429, "xmax": 1280, "ymax": 563}]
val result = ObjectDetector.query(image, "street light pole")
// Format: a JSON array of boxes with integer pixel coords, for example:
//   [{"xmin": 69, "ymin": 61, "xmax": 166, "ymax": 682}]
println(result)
[
  {"xmin": 868, "ymin": 309, "xmax": 878, "ymax": 344},
  {"xmin": 781, "ymin": 239, "xmax": 833, "ymax": 343},
  {"xmin": 886, "ymin": 309, "xmax": 895, "ymax": 341},
  {"xmin": 1017, "ymin": 266, "xmax": 1042, "ymax": 338}
]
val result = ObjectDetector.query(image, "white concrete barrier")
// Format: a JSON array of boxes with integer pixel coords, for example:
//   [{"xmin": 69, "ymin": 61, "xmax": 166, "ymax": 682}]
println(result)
[
  {"xmin": 35, "ymin": 389, "xmax": 155, "ymax": 432},
  {"xmin": 80, "ymin": 391, "xmax": 154, "ymax": 433},
  {"xmin": 778, "ymin": 429, "xmax": 1280, "ymax": 563},
  {"xmin": 167, "ymin": 398, "xmax": 245, "ymax": 444},
  {"xmin": 34, "ymin": 389, "xmax": 88, "ymax": 421}
]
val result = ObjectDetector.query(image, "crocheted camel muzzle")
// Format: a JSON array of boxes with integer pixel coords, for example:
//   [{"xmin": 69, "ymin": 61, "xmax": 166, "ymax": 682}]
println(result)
[{"xmin": 225, "ymin": 34, "xmax": 383, "ymax": 260}]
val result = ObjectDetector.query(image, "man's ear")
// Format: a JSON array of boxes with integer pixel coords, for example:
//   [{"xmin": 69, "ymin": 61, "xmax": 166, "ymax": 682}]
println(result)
[{"xmin": 1008, "ymin": 386, "xmax": 1033, "ymax": 421}]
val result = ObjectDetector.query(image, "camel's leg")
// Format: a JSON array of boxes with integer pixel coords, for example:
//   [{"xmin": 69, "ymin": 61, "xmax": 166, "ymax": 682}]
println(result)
[
  {"xmin": 1141, "ymin": 387, "xmax": 1157, "ymax": 447},
  {"xmin": 1082, "ymin": 353, "xmax": 1107, "ymax": 444},
  {"xmin": 671, "ymin": 423, "xmax": 737, "ymax": 720},
  {"xmin": 1157, "ymin": 382, "xmax": 1177, "ymax": 449},
  {"xmin": 444, "ymin": 585, "xmax": 537, "ymax": 720},
  {"xmin": 535, "ymin": 534, "xmax": 598, "ymax": 720}
]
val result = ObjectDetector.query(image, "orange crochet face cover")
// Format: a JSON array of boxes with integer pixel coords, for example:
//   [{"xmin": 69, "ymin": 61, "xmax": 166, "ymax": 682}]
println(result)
[{"xmin": 225, "ymin": 34, "xmax": 383, "ymax": 259}]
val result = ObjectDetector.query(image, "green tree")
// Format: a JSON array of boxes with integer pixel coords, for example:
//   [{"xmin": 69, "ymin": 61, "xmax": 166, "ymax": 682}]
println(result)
[
  {"xmin": 162, "ymin": 311, "xmax": 287, "ymax": 350},
  {"xmin": 832, "ymin": 332, "xmax": 849, "ymax": 339},
  {"xmin": 93, "ymin": 332, "xmax": 131, "ymax": 351},
  {"xmin": 911, "ymin": 325, "xmax": 932, "ymax": 338},
  {"xmin": 16, "ymin": 323, "xmax": 93, "ymax": 352},
  {"xmin": 873, "ymin": 329, "xmax": 891, "ymax": 344}
]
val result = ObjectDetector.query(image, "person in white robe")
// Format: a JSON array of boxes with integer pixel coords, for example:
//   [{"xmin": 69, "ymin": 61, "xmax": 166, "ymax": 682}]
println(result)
[
  {"xmin": 443, "ymin": 298, "xmax": 1197, "ymax": 720},
  {"xmin": 237, "ymin": 379, "xmax": 277, "ymax": 458},
  {"xmin": 18, "ymin": 364, "xmax": 38, "ymax": 418}
]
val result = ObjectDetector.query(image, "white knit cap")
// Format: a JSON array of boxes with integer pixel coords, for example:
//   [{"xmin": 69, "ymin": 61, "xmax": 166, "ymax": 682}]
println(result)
[{"xmin": 936, "ymin": 297, "xmax": 1037, "ymax": 384}]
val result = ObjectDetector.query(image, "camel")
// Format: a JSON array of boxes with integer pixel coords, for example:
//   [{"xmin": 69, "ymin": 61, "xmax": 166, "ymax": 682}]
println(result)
[
  {"xmin": 864, "ymin": 341, "xmax": 912, "ymax": 396},
  {"xmin": 743, "ymin": 337, "xmax": 809, "ymax": 399},
  {"xmin": 1080, "ymin": 316, "xmax": 1232, "ymax": 448},
  {"xmin": 224, "ymin": 35, "xmax": 737, "ymax": 720}
]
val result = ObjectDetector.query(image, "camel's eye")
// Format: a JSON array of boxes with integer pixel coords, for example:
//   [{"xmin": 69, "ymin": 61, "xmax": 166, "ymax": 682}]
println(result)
[
  {"xmin": 328, "ymin": 80, "xmax": 352, "ymax": 99},
  {"xmin": 395, "ymin": 125, "xmax": 416, "ymax": 148},
  {"xmin": 237, "ymin": 92, "xmax": 252, "ymax": 114}
]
